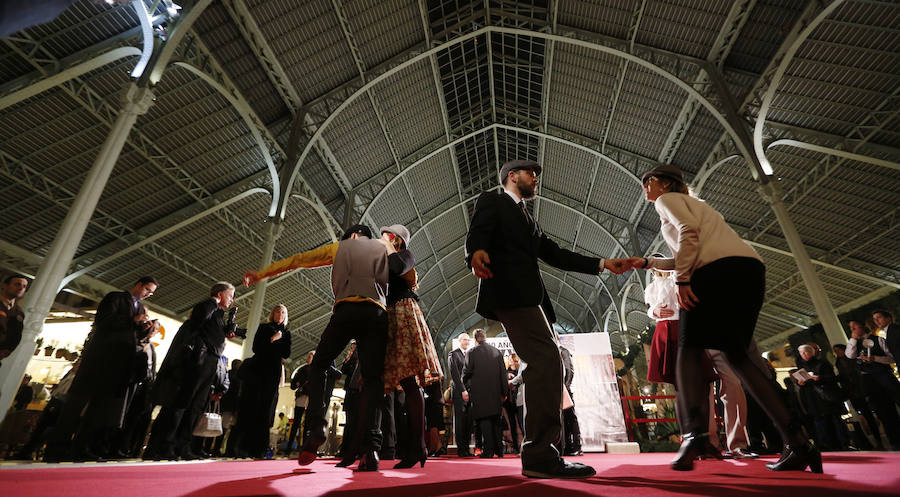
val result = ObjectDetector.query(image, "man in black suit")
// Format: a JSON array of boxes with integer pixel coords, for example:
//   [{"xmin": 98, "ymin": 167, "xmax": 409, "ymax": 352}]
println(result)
[
  {"xmin": 44, "ymin": 276, "xmax": 159, "ymax": 462},
  {"xmin": 448, "ymin": 332, "xmax": 473, "ymax": 457},
  {"xmin": 463, "ymin": 329, "xmax": 508, "ymax": 458},
  {"xmin": 465, "ymin": 159, "xmax": 627, "ymax": 478},
  {"xmin": 145, "ymin": 282, "xmax": 238, "ymax": 460},
  {"xmin": 872, "ymin": 309, "xmax": 900, "ymax": 366}
]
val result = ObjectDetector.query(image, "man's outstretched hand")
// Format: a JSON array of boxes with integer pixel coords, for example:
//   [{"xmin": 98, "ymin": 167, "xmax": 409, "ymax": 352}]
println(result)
[{"xmin": 471, "ymin": 250, "xmax": 493, "ymax": 279}]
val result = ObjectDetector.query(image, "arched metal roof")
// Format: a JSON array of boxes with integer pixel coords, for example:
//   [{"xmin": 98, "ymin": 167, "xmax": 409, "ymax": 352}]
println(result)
[{"xmin": 1, "ymin": 0, "xmax": 898, "ymax": 358}]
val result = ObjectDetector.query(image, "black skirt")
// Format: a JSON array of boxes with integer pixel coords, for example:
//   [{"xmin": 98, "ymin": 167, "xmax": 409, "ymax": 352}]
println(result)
[{"xmin": 678, "ymin": 256, "xmax": 765, "ymax": 353}]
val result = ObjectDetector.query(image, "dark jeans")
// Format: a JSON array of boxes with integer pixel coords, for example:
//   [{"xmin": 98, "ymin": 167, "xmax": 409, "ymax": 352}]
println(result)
[{"xmin": 304, "ymin": 302, "xmax": 388, "ymax": 452}]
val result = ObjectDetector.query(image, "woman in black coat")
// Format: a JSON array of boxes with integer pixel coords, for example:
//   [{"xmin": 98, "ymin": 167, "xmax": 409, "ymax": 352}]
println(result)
[
  {"xmin": 796, "ymin": 344, "xmax": 849, "ymax": 451},
  {"xmin": 233, "ymin": 305, "xmax": 291, "ymax": 458}
]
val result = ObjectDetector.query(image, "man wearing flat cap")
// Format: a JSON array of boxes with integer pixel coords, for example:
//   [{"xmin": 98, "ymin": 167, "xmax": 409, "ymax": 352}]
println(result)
[
  {"xmin": 465, "ymin": 159, "xmax": 629, "ymax": 479},
  {"xmin": 243, "ymin": 224, "xmax": 393, "ymax": 471}
]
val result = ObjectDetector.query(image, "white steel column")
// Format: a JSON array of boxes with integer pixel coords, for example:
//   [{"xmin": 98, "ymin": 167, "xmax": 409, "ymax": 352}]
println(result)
[
  {"xmin": 758, "ymin": 182, "xmax": 847, "ymax": 347},
  {"xmin": 242, "ymin": 219, "xmax": 282, "ymax": 358},
  {"xmin": 0, "ymin": 83, "xmax": 154, "ymax": 421}
]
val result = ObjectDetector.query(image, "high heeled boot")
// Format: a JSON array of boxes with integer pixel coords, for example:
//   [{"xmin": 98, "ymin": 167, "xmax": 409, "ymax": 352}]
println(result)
[{"xmin": 671, "ymin": 433, "xmax": 711, "ymax": 471}]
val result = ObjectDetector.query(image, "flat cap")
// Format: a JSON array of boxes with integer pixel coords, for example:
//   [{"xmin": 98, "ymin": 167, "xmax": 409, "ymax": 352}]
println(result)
[
  {"xmin": 499, "ymin": 159, "xmax": 542, "ymax": 184},
  {"xmin": 641, "ymin": 164, "xmax": 684, "ymax": 184},
  {"xmin": 341, "ymin": 224, "xmax": 372, "ymax": 240},
  {"xmin": 379, "ymin": 224, "xmax": 411, "ymax": 247}
]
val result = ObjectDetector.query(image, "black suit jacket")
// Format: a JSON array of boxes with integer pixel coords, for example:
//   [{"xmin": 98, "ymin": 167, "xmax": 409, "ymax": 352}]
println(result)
[
  {"xmin": 465, "ymin": 190, "xmax": 602, "ymax": 323},
  {"xmin": 884, "ymin": 322, "xmax": 900, "ymax": 363},
  {"xmin": 463, "ymin": 342, "xmax": 509, "ymax": 419},
  {"xmin": 448, "ymin": 348, "xmax": 467, "ymax": 398},
  {"xmin": 71, "ymin": 291, "xmax": 147, "ymax": 395}
]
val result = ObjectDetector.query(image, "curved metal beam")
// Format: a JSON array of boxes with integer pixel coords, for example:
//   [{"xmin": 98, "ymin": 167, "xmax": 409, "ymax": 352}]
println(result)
[
  {"xmin": 129, "ymin": 0, "xmax": 154, "ymax": 78},
  {"xmin": 288, "ymin": 26, "xmax": 746, "ymax": 214},
  {"xmin": 767, "ymin": 139, "xmax": 900, "ymax": 172},
  {"xmin": 540, "ymin": 271, "xmax": 601, "ymax": 330},
  {"xmin": 146, "ymin": 0, "xmax": 215, "ymax": 85},
  {"xmin": 173, "ymin": 61, "xmax": 281, "ymax": 215},
  {"xmin": 693, "ymin": 154, "xmax": 741, "ymax": 195},
  {"xmin": 359, "ymin": 123, "xmax": 641, "ymax": 223},
  {"xmin": 0, "ymin": 47, "xmax": 141, "ymax": 111},
  {"xmin": 60, "ymin": 187, "xmax": 270, "ymax": 289},
  {"xmin": 752, "ymin": 0, "xmax": 845, "ymax": 177},
  {"xmin": 290, "ymin": 194, "xmax": 339, "ymax": 242},
  {"xmin": 409, "ymin": 196, "xmax": 478, "ymax": 246}
]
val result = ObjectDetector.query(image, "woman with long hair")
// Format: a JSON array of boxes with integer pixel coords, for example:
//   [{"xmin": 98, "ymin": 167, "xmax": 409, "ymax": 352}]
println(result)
[
  {"xmin": 379, "ymin": 224, "xmax": 445, "ymax": 469},
  {"xmin": 629, "ymin": 164, "xmax": 821, "ymax": 473}
]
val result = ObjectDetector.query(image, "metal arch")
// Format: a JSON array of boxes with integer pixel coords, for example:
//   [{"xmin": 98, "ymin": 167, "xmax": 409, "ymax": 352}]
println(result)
[
  {"xmin": 0, "ymin": 47, "xmax": 141, "ymax": 111},
  {"xmin": 60, "ymin": 187, "xmax": 270, "ymax": 289},
  {"xmin": 408, "ymin": 197, "xmax": 479, "ymax": 246},
  {"xmin": 602, "ymin": 309, "xmax": 618, "ymax": 334},
  {"xmin": 172, "ymin": 61, "xmax": 281, "ymax": 215},
  {"xmin": 358, "ymin": 123, "xmax": 640, "ymax": 221},
  {"xmin": 129, "ymin": 0, "xmax": 154, "ymax": 78},
  {"xmin": 145, "ymin": 0, "xmax": 215, "ymax": 85},
  {"xmin": 290, "ymin": 194, "xmax": 339, "ymax": 243},
  {"xmin": 435, "ymin": 294, "xmax": 478, "ymax": 340},
  {"xmin": 540, "ymin": 271, "xmax": 601, "ymax": 330},
  {"xmin": 693, "ymin": 154, "xmax": 742, "ymax": 195},
  {"xmin": 766, "ymin": 139, "xmax": 900, "ymax": 172},
  {"xmin": 752, "ymin": 0, "xmax": 846, "ymax": 177},
  {"xmin": 287, "ymin": 25, "xmax": 737, "ymax": 209}
]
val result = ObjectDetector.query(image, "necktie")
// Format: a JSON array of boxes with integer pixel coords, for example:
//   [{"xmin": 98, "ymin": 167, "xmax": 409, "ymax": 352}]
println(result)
[{"xmin": 519, "ymin": 201, "xmax": 534, "ymax": 231}]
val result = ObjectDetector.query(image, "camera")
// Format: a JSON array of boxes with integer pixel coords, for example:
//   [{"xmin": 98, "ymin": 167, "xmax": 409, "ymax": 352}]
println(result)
[{"xmin": 227, "ymin": 307, "xmax": 248, "ymax": 339}]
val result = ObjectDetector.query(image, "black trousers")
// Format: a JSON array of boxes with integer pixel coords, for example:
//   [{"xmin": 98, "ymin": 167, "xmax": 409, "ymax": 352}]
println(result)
[
  {"xmin": 495, "ymin": 306, "xmax": 563, "ymax": 467},
  {"xmin": 147, "ymin": 353, "xmax": 218, "ymax": 455},
  {"xmin": 452, "ymin": 390, "xmax": 471, "ymax": 453},
  {"xmin": 304, "ymin": 302, "xmax": 387, "ymax": 452},
  {"xmin": 288, "ymin": 405, "xmax": 305, "ymax": 450},
  {"xmin": 861, "ymin": 371, "xmax": 900, "ymax": 449},
  {"xmin": 477, "ymin": 415, "xmax": 503, "ymax": 456},
  {"xmin": 563, "ymin": 401, "xmax": 582, "ymax": 452}
]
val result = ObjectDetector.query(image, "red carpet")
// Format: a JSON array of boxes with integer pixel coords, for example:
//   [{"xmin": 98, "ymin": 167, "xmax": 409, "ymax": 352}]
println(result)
[{"xmin": 1, "ymin": 452, "xmax": 898, "ymax": 497}]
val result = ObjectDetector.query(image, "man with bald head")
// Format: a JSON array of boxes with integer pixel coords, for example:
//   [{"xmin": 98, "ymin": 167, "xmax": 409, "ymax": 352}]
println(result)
[{"xmin": 449, "ymin": 332, "xmax": 473, "ymax": 457}]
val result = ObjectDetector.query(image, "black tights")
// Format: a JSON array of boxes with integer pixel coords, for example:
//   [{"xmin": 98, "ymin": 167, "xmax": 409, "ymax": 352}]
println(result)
[
  {"xmin": 677, "ymin": 345, "xmax": 803, "ymax": 447},
  {"xmin": 399, "ymin": 376, "xmax": 426, "ymax": 458}
]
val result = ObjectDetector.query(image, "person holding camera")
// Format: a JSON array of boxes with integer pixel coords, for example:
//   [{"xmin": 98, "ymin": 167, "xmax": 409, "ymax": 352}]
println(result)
[
  {"xmin": 145, "ymin": 282, "xmax": 242, "ymax": 460},
  {"xmin": 43, "ymin": 276, "xmax": 159, "ymax": 462}
]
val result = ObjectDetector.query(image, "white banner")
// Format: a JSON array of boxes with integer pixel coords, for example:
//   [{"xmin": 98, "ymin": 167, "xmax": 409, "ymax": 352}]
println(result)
[{"xmin": 559, "ymin": 332, "xmax": 628, "ymax": 451}]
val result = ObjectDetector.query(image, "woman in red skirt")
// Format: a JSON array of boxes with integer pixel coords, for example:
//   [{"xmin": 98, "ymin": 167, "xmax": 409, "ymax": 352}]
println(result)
[
  {"xmin": 644, "ymin": 258, "xmax": 679, "ymax": 386},
  {"xmin": 379, "ymin": 224, "xmax": 444, "ymax": 469}
]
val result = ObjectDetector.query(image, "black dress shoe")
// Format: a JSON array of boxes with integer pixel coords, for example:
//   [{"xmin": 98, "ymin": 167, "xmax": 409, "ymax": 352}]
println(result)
[
  {"xmin": 356, "ymin": 450, "xmax": 379, "ymax": 472},
  {"xmin": 457, "ymin": 450, "xmax": 474, "ymax": 458},
  {"xmin": 724, "ymin": 448, "xmax": 759, "ymax": 459},
  {"xmin": 671, "ymin": 433, "xmax": 709, "ymax": 471},
  {"xmin": 393, "ymin": 448, "xmax": 427, "ymax": 469},
  {"xmin": 766, "ymin": 443, "xmax": 822, "ymax": 473},
  {"xmin": 699, "ymin": 442, "xmax": 723, "ymax": 460},
  {"xmin": 335, "ymin": 457, "xmax": 356, "ymax": 468},
  {"xmin": 522, "ymin": 458, "xmax": 596, "ymax": 479}
]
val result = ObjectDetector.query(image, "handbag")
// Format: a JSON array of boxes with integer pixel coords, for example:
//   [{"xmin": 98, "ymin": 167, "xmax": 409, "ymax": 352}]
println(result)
[{"xmin": 192, "ymin": 400, "xmax": 223, "ymax": 437}]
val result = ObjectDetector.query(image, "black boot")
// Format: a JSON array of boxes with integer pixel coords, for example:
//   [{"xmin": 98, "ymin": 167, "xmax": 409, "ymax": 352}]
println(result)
[
  {"xmin": 356, "ymin": 449, "xmax": 379, "ymax": 472},
  {"xmin": 766, "ymin": 443, "xmax": 823, "ymax": 473},
  {"xmin": 671, "ymin": 433, "xmax": 710, "ymax": 471}
]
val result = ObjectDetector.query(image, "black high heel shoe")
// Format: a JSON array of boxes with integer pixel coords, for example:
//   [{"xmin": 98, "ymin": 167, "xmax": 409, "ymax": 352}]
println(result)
[
  {"xmin": 671, "ymin": 433, "xmax": 710, "ymax": 471},
  {"xmin": 766, "ymin": 443, "xmax": 823, "ymax": 473},
  {"xmin": 393, "ymin": 448, "xmax": 427, "ymax": 469}
]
